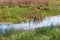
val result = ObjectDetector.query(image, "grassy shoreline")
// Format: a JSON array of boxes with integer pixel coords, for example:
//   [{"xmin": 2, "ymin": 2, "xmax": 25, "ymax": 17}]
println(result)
[
  {"xmin": 0, "ymin": 25, "xmax": 60, "ymax": 40},
  {"xmin": 0, "ymin": 5, "xmax": 60, "ymax": 23}
]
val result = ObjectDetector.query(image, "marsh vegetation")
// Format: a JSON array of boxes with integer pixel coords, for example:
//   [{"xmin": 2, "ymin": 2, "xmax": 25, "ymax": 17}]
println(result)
[
  {"xmin": 0, "ymin": 4, "xmax": 60, "ymax": 23},
  {"xmin": 0, "ymin": 26, "xmax": 60, "ymax": 40},
  {"xmin": 0, "ymin": 0, "xmax": 60, "ymax": 40}
]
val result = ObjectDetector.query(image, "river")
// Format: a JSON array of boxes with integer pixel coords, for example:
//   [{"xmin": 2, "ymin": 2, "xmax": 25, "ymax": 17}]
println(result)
[{"xmin": 0, "ymin": 15, "xmax": 60, "ymax": 32}]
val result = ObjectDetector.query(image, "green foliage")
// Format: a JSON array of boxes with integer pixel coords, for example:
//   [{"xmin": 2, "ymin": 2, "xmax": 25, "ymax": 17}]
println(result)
[
  {"xmin": 0, "ymin": 5, "xmax": 59, "ymax": 23},
  {"xmin": 0, "ymin": 26, "xmax": 60, "ymax": 40}
]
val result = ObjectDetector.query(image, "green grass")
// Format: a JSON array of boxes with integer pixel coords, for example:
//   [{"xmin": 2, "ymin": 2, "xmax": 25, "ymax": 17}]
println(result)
[
  {"xmin": 0, "ymin": 5, "xmax": 60, "ymax": 23},
  {"xmin": 0, "ymin": 26, "xmax": 60, "ymax": 40}
]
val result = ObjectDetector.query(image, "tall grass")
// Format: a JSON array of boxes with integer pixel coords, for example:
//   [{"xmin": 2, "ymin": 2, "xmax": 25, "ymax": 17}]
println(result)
[
  {"xmin": 0, "ymin": 26, "xmax": 60, "ymax": 40},
  {"xmin": 0, "ymin": 5, "xmax": 60, "ymax": 23},
  {"xmin": 0, "ymin": 0, "xmax": 60, "ymax": 23}
]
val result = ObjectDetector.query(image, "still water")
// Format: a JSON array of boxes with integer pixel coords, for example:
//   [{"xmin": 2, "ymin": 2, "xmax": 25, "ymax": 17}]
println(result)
[{"xmin": 0, "ymin": 15, "xmax": 60, "ymax": 31}]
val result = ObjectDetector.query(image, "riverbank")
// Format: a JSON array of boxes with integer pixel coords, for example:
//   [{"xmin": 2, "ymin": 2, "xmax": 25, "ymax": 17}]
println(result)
[{"xmin": 0, "ymin": 5, "xmax": 60, "ymax": 23}]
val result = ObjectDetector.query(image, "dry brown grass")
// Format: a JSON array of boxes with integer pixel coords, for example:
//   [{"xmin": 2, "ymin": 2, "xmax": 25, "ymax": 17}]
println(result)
[
  {"xmin": 22, "ymin": 13, "xmax": 43, "ymax": 22},
  {"xmin": 0, "ymin": 0, "xmax": 48, "ymax": 6},
  {"xmin": 32, "ymin": 13, "xmax": 43, "ymax": 21}
]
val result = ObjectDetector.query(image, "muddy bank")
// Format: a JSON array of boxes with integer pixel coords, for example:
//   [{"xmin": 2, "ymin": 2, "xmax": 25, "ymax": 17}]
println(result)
[{"xmin": 0, "ymin": 22, "xmax": 12, "ymax": 24}]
